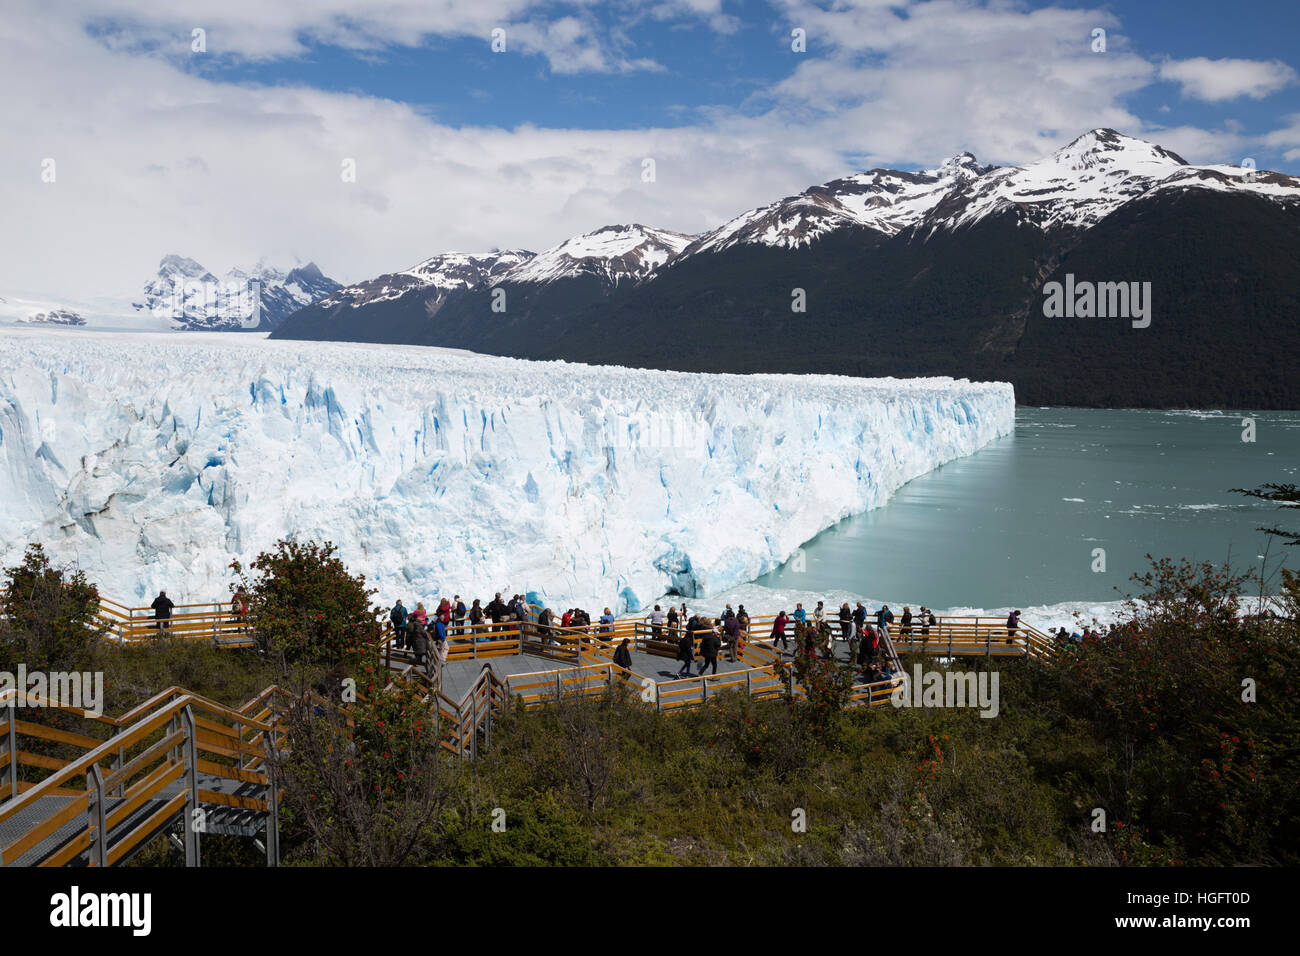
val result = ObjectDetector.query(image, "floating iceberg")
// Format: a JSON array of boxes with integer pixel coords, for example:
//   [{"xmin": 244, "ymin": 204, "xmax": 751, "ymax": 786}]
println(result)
[{"xmin": 0, "ymin": 328, "xmax": 1014, "ymax": 611}]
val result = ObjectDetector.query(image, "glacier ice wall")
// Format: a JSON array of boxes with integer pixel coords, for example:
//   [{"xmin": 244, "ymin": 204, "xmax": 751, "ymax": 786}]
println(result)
[{"xmin": 0, "ymin": 329, "xmax": 1014, "ymax": 612}]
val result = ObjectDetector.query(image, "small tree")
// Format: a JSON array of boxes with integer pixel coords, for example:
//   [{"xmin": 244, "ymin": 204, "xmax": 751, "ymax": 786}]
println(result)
[
  {"xmin": 0, "ymin": 544, "xmax": 104, "ymax": 675},
  {"xmin": 230, "ymin": 540, "xmax": 381, "ymax": 670},
  {"xmin": 274, "ymin": 671, "xmax": 452, "ymax": 866},
  {"xmin": 773, "ymin": 639, "xmax": 856, "ymax": 737}
]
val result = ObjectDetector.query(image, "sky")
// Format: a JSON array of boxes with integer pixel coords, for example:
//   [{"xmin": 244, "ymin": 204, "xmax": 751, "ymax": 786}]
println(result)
[{"xmin": 3, "ymin": 0, "xmax": 1299, "ymax": 305}]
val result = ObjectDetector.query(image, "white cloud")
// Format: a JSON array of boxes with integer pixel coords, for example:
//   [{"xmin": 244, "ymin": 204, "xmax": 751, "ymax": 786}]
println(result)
[
  {"xmin": 1158, "ymin": 56, "xmax": 1298, "ymax": 102},
  {"xmin": 2, "ymin": 0, "xmax": 1296, "ymax": 309}
]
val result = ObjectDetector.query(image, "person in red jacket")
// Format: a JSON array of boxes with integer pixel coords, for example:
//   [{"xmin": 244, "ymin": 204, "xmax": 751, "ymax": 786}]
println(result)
[{"xmin": 771, "ymin": 609, "xmax": 790, "ymax": 652}]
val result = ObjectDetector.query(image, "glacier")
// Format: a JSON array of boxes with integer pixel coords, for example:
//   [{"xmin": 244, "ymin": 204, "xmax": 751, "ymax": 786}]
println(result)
[{"xmin": 0, "ymin": 328, "xmax": 1014, "ymax": 612}]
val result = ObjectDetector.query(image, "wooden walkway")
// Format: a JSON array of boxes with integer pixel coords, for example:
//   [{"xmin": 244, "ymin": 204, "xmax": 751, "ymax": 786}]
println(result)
[{"xmin": 1, "ymin": 591, "xmax": 1055, "ymax": 867}]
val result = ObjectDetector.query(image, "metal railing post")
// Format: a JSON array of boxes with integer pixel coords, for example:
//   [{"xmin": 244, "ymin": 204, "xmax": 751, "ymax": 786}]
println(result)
[
  {"xmin": 267, "ymin": 725, "xmax": 280, "ymax": 867},
  {"xmin": 746, "ymin": 670, "xmax": 753, "ymax": 698},
  {"xmin": 182, "ymin": 706, "xmax": 200, "ymax": 868},
  {"xmin": 555, "ymin": 671, "xmax": 562, "ymax": 702},
  {"xmin": 88, "ymin": 764, "xmax": 108, "ymax": 867},
  {"xmin": 5, "ymin": 702, "xmax": 16, "ymax": 802},
  {"xmin": 469, "ymin": 690, "xmax": 478, "ymax": 760}
]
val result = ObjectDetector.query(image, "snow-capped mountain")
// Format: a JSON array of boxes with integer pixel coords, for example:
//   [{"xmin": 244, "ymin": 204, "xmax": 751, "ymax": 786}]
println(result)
[
  {"xmin": 318, "ymin": 250, "xmax": 534, "ymax": 310},
  {"xmin": 22, "ymin": 309, "xmax": 86, "ymax": 326},
  {"xmin": 133, "ymin": 255, "xmax": 341, "ymax": 331},
  {"xmin": 924, "ymin": 128, "xmax": 1300, "ymax": 233},
  {"xmin": 679, "ymin": 152, "xmax": 992, "ymax": 260},
  {"xmin": 497, "ymin": 224, "xmax": 693, "ymax": 287},
  {"xmin": 270, "ymin": 128, "xmax": 1300, "ymax": 407}
]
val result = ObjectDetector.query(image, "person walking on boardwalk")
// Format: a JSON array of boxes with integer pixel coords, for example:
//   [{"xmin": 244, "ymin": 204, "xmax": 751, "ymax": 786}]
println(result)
[
  {"xmin": 771, "ymin": 609, "xmax": 790, "ymax": 652},
  {"xmin": 724, "ymin": 613, "xmax": 741, "ymax": 663},
  {"xmin": 152, "ymin": 590, "xmax": 175, "ymax": 634},
  {"xmin": 675, "ymin": 626, "xmax": 696, "ymax": 678},
  {"xmin": 613, "ymin": 637, "xmax": 633, "ymax": 672},
  {"xmin": 389, "ymin": 599, "xmax": 408, "ymax": 649},
  {"xmin": 1006, "ymin": 609, "xmax": 1021, "ymax": 644},
  {"xmin": 698, "ymin": 619, "xmax": 721, "ymax": 675}
]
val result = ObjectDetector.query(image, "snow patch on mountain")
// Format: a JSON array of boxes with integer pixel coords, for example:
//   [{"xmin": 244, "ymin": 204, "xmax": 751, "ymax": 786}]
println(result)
[
  {"xmin": 0, "ymin": 328, "xmax": 1014, "ymax": 612},
  {"xmin": 679, "ymin": 153, "xmax": 993, "ymax": 259},
  {"xmin": 497, "ymin": 225, "xmax": 693, "ymax": 287},
  {"xmin": 319, "ymin": 250, "xmax": 534, "ymax": 310},
  {"xmin": 927, "ymin": 128, "xmax": 1300, "ymax": 232}
]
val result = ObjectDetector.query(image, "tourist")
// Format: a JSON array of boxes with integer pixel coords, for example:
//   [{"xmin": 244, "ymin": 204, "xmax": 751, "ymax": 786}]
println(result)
[
  {"xmin": 813, "ymin": 601, "xmax": 825, "ymax": 625},
  {"xmin": 468, "ymin": 598, "xmax": 485, "ymax": 640},
  {"xmin": 1006, "ymin": 609, "xmax": 1021, "ymax": 644},
  {"xmin": 410, "ymin": 614, "xmax": 431, "ymax": 672},
  {"xmin": 675, "ymin": 627, "xmax": 696, "ymax": 678},
  {"xmin": 486, "ymin": 592, "xmax": 508, "ymax": 630},
  {"xmin": 853, "ymin": 601, "xmax": 867, "ymax": 639},
  {"xmin": 724, "ymin": 613, "xmax": 741, "ymax": 662},
  {"xmin": 613, "ymin": 637, "xmax": 633, "ymax": 671},
  {"xmin": 600, "ymin": 607, "xmax": 615, "ymax": 635},
  {"xmin": 152, "ymin": 590, "xmax": 175, "ymax": 633},
  {"xmin": 536, "ymin": 606, "xmax": 554, "ymax": 643},
  {"xmin": 793, "ymin": 603, "xmax": 807, "ymax": 627},
  {"xmin": 839, "ymin": 603, "xmax": 853, "ymax": 643},
  {"xmin": 389, "ymin": 599, "xmax": 408, "ymax": 649},
  {"xmin": 452, "ymin": 595, "xmax": 466, "ymax": 635},
  {"xmin": 737, "ymin": 605, "xmax": 750, "ymax": 636},
  {"xmin": 901, "ymin": 606, "xmax": 913, "ymax": 638},
  {"xmin": 434, "ymin": 632, "xmax": 449, "ymax": 691},
  {"xmin": 667, "ymin": 604, "xmax": 679, "ymax": 639},
  {"xmin": 771, "ymin": 609, "xmax": 790, "ymax": 651},
  {"xmin": 230, "ymin": 591, "xmax": 249, "ymax": 632},
  {"xmin": 646, "ymin": 604, "xmax": 666, "ymax": 642},
  {"xmin": 698, "ymin": 618, "xmax": 721, "ymax": 675},
  {"xmin": 876, "ymin": 604, "xmax": 894, "ymax": 640}
]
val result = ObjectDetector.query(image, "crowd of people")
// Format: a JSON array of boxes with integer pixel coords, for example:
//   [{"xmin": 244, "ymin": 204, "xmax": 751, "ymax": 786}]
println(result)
[{"xmin": 379, "ymin": 586, "xmax": 1031, "ymax": 689}]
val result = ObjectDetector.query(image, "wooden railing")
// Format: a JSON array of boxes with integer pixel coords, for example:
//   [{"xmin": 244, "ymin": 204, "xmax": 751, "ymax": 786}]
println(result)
[{"xmin": 0, "ymin": 684, "xmax": 281, "ymax": 867}]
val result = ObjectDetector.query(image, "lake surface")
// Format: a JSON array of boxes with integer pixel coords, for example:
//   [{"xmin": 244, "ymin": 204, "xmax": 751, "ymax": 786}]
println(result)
[{"xmin": 751, "ymin": 409, "xmax": 1300, "ymax": 609}]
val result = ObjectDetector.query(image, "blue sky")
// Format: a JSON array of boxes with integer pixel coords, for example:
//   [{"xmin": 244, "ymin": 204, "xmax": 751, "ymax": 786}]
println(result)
[
  {"xmin": 176, "ymin": 0, "xmax": 1300, "ymax": 169},
  {"xmin": 5, "ymin": 0, "xmax": 1300, "ymax": 300}
]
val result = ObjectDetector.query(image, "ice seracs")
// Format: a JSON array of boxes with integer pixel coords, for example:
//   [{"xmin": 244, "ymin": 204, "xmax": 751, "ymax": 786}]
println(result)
[{"xmin": 0, "ymin": 328, "xmax": 1014, "ymax": 613}]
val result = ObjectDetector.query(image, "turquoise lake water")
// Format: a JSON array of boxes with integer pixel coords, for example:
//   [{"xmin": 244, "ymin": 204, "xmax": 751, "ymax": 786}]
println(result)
[{"xmin": 751, "ymin": 409, "xmax": 1300, "ymax": 609}]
